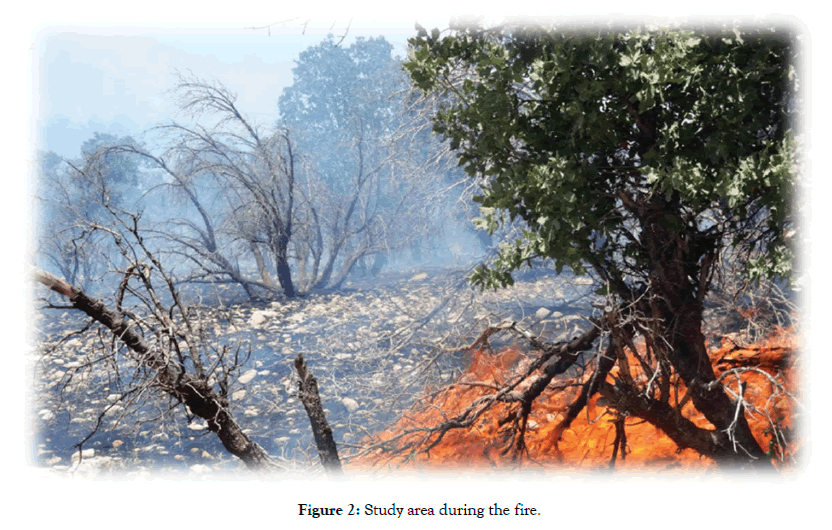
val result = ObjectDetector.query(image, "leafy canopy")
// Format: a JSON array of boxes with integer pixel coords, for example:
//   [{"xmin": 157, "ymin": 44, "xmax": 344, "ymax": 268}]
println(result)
[
  {"xmin": 279, "ymin": 36, "xmax": 408, "ymax": 194},
  {"xmin": 404, "ymin": 25, "xmax": 798, "ymax": 289}
]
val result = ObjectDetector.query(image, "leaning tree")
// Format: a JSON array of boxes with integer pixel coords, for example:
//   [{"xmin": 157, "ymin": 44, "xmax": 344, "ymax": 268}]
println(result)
[{"xmin": 401, "ymin": 23, "xmax": 799, "ymax": 468}]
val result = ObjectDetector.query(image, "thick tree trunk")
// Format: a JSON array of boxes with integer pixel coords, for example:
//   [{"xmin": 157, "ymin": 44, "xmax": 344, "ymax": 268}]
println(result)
[
  {"xmin": 664, "ymin": 301, "xmax": 770, "ymax": 467},
  {"xmin": 274, "ymin": 234, "xmax": 296, "ymax": 298},
  {"xmin": 276, "ymin": 258, "xmax": 295, "ymax": 298},
  {"xmin": 636, "ymin": 195, "xmax": 770, "ymax": 468}
]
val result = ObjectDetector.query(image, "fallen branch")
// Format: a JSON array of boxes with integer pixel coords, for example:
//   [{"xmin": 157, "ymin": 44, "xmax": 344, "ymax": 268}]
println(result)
[
  {"xmin": 295, "ymin": 354, "xmax": 343, "ymax": 475},
  {"xmin": 361, "ymin": 320, "xmax": 603, "ymax": 462},
  {"xmin": 32, "ymin": 267, "xmax": 279, "ymax": 472}
]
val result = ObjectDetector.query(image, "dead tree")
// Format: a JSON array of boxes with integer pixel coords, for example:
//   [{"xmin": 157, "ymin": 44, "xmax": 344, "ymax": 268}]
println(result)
[{"xmin": 33, "ymin": 266, "xmax": 279, "ymax": 471}]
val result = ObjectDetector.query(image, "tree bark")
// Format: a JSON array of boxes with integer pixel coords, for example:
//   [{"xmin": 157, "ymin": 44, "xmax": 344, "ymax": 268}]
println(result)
[
  {"xmin": 32, "ymin": 267, "xmax": 280, "ymax": 472},
  {"xmin": 250, "ymin": 242, "xmax": 277, "ymax": 290},
  {"xmin": 635, "ymin": 195, "xmax": 770, "ymax": 468},
  {"xmin": 294, "ymin": 354, "xmax": 343, "ymax": 475},
  {"xmin": 274, "ymin": 232, "xmax": 296, "ymax": 298},
  {"xmin": 664, "ymin": 301, "xmax": 770, "ymax": 467},
  {"xmin": 276, "ymin": 258, "xmax": 295, "ymax": 298}
]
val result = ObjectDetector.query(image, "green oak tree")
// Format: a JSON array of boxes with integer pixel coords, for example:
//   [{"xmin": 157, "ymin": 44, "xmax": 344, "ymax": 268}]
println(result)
[{"xmin": 404, "ymin": 23, "xmax": 799, "ymax": 468}]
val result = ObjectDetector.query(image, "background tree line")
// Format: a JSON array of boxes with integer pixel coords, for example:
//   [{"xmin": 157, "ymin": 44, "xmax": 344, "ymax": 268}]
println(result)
[{"xmin": 35, "ymin": 36, "xmax": 480, "ymax": 301}]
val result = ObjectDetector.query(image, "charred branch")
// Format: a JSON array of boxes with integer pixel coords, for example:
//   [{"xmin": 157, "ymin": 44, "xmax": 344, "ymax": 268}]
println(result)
[
  {"xmin": 361, "ymin": 320, "xmax": 604, "ymax": 461},
  {"xmin": 500, "ymin": 321, "xmax": 603, "ymax": 405},
  {"xmin": 549, "ymin": 338, "xmax": 618, "ymax": 443},
  {"xmin": 294, "ymin": 354, "xmax": 343, "ymax": 475},
  {"xmin": 32, "ymin": 267, "xmax": 279, "ymax": 472}
]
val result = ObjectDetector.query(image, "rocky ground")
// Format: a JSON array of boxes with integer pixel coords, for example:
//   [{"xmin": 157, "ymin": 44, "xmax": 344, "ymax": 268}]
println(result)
[{"xmin": 30, "ymin": 264, "xmax": 599, "ymax": 478}]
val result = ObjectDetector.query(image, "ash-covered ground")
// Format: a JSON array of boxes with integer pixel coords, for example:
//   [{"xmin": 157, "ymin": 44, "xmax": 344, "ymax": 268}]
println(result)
[{"xmin": 30, "ymin": 265, "xmax": 599, "ymax": 477}]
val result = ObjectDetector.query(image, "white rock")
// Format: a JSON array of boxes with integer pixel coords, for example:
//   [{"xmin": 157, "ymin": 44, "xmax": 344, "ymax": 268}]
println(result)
[
  {"xmin": 341, "ymin": 397, "xmax": 359, "ymax": 412},
  {"xmin": 189, "ymin": 464, "xmax": 213, "ymax": 474},
  {"xmin": 231, "ymin": 389, "xmax": 247, "ymax": 401},
  {"xmin": 238, "ymin": 369, "xmax": 258, "ymax": 385},
  {"xmin": 74, "ymin": 456, "xmax": 116, "ymax": 476},
  {"xmin": 71, "ymin": 448, "xmax": 95, "ymax": 462},
  {"xmin": 249, "ymin": 311, "xmax": 267, "ymax": 327},
  {"xmin": 188, "ymin": 421, "xmax": 207, "ymax": 431},
  {"xmin": 535, "ymin": 307, "xmax": 551, "ymax": 320},
  {"xmin": 409, "ymin": 272, "xmax": 428, "ymax": 282}
]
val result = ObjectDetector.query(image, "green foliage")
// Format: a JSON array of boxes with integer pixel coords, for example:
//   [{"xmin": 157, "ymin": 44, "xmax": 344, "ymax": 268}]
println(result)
[
  {"xmin": 279, "ymin": 36, "xmax": 408, "ymax": 194},
  {"xmin": 80, "ymin": 132, "xmax": 141, "ymax": 190},
  {"xmin": 405, "ymin": 24, "xmax": 798, "ymax": 289},
  {"xmin": 77, "ymin": 132, "xmax": 144, "ymax": 216}
]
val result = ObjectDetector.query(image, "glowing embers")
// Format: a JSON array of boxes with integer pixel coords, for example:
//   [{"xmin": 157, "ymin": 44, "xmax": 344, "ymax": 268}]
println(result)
[{"xmin": 351, "ymin": 325, "xmax": 800, "ymax": 471}]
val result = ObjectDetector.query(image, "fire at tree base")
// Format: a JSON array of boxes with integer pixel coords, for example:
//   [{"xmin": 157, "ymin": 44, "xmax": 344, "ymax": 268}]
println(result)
[{"xmin": 350, "ymin": 325, "xmax": 801, "ymax": 473}]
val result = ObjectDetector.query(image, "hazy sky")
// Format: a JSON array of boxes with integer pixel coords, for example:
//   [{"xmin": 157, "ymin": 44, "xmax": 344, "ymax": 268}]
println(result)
[{"xmin": 35, "ymin": 26, "xmax": 417, "ymax": 157}]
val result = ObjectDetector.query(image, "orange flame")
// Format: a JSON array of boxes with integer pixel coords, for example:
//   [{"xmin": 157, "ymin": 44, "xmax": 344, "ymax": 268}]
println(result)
[{"xmin": 350, "ymin": 326, "xmax": 801, "ymax": 472}]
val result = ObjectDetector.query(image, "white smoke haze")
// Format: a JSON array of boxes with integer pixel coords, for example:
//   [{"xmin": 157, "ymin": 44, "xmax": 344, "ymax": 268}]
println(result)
[{"xmin": 8, "ymin": 3, "xmax": 828, "ymax": 529}]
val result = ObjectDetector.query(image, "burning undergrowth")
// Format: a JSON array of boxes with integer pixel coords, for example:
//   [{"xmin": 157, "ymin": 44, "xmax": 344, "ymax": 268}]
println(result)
[{"xmin": 349, "ymin": 320, "xmax": 801, "ymax": 473}]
